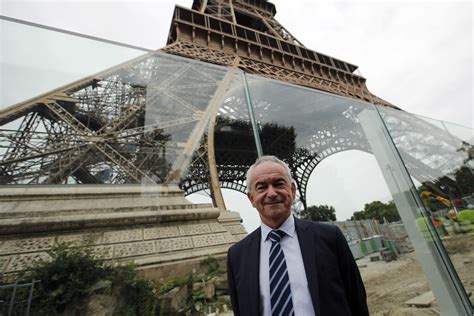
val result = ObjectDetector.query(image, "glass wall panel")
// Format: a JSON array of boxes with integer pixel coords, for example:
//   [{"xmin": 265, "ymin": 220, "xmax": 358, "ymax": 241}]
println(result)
[
  {"xmin": 378, "ymin": 106, "xmax": 474, "ymax": 311},
  {"xmin": 0, "ymin": 18, "xmax": 254, "ymax": 287},
  {"xmin": 177, "ymin": 69, "xmax": 259, "ymax": 207},
  {"xmin": 245, "ymin": 74, "xmax": 471, "ymax": 314},
  {"xmin": 245, "ymin": 75, "xmax": 377, "ymax": 212},
  {"xmin": 1, "ymin": 14, "xmax": 472, "ymax": 315},
  {"xmin": 186, "ymin": 72, "xmax": 260, "ymax": 230},
  {"xmin": 0, "ymin": 49, "xmax": 242, "ymax": 188},
  {"xmin": 414, "ymin": 114, "xmax": 449, "ymax": 131},
  {"xmin": 143, "ymin": 53, "xmax": 240, "ymax": 186},
  {"xmin": 213, "ymin": 75, "xmax": 259, "ymax": 191},
  {"xmin": 0, "ymin": 18, "xmax": 149, "ymax": 109},
  {"xmin": 443, "ymin": 121, "xmax": 474, "ymax": 146}
]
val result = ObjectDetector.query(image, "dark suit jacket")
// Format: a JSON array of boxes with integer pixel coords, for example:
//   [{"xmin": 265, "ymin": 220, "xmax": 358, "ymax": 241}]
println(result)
[{"xmin": 227, "ymin": 217, "xmax": 369, "ymax": 316}]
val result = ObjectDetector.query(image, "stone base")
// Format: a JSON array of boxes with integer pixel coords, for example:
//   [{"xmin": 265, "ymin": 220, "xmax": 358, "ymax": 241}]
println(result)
[{"xmin": 0, "ymin": 185, "xmax": 247, "ymax": 280}]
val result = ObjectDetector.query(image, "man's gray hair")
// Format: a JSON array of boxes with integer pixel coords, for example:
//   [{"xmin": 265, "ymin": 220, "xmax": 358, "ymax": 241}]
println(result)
[{"xmin": 246, "ymin": 155, "xmax": 293, "ymax": 192}]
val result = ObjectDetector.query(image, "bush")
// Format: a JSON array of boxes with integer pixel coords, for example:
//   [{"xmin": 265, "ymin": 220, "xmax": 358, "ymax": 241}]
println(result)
[
  {"xmin": 158, "ymin": 277, "xmax": 185, "ymax": 294},
  {"xmin": 457, "ymin": 209, "xmax": 474, "ymax": 224},
  {"xmin": 200, "ymin": 256, "xmax": 224, "ymax": 278},
  {"xmin": 21, "ymin": 242, "xmax": 157, "ymax": 315},
  {"xmin": 114, "ymin": 265, "xmax": 157, "ymax": 316},
  {"xmin": 22, "ymin": 243, "xmax": 112, "ymax": 314}
]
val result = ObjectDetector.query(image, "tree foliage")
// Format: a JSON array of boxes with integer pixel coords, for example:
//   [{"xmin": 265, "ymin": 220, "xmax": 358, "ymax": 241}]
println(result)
[
  {"xmin": 351, "ymin": 200, "xmax": 400, "ymax": 223},
  {"xmin": 455, "ymin": 166, "xmax": 474, "ymax": 196},
  {"xmin": 299, "ymin": 204, "xmax": 336, "ymax": 222}
]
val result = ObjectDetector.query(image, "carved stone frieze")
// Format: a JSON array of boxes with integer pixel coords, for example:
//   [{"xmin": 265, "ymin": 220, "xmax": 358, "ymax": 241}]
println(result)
[
  {"xmin": 226, "ymin": 224, "xmax": 248, "ymax": 235},
  {"xmin": 0, "ymin": 237, "xmax": 55, "ymax": 255},
  {"xmin": 144, "ymin": 226, "xmax": 180, "ymax": 240},
  {"xmin": 57, "ymin": 233, "xmax": 102, "ymax": 246},
  {"xmin": 209, "ymin": 222, "xmax": 228, "ymax": 233},
  {"xmin": 192, "ymin": 233, "xmax": 228, "ymax": 248},
  {"xmin": 114, "ymin": 241, "xmax": 156, "ymax": 258},
  {"xmin": 6, "ymin": 253, "xmax": 51, "ymax": 272},
  {"xmin": 0, "ymin": 257, "xmax": 9, "ymax": 272},
  {"xmin": 156, "ymin": 237, "xmax": 194, "ymax": 253},
  {"xmin": 104, "ymin": 229, "xmax": 143, "ymax": 244},
  {"xmin": 178, "ymin": 224, "xmax": 212, "ymax": 236},
  {"xmin": 91, "ymin": 246, "xmax": 114, "ymax": 260}
]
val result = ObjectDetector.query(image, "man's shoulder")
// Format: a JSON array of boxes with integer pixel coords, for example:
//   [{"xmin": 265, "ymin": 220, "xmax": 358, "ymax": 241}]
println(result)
[
  {"xmin": 228, "ymin": 227, "xmax": 260, "ymax": 254},
  {"xmin": 295, "ymin": 218, "xmax": 346, "ymax": 255},
  {"xmin": 296, "ymin": 217, "xmax": 339, "ymax": 233},
  {"xmin": 295, "ymin": 218, "xmax": 343, "ymax": 244}
]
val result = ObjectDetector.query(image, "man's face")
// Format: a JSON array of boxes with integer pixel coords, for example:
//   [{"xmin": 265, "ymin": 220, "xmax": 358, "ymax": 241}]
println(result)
[{"xmin": 247, "ymin": 161, "xmax": 296, "ymax": 229}]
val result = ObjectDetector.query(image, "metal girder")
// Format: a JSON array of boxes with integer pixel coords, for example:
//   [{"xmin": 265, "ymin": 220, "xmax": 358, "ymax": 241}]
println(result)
[
  {"xmin": 0, "ymin": 51, "xmax": 232, "ymax": 185},
  {"xmin": 165, "ymin": 5, "xmax": 386, "ymax": 104}
]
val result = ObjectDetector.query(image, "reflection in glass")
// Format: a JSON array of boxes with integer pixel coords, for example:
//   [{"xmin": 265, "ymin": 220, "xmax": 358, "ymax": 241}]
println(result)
[
  {"xmin": 178, "ymin": 71, "xmax": 259, "ymax": 204},
  {"xmin": 143, "ymin": 54, "xmax": 237, "ymax": 186},
  {"xmin": 0, "ymin": 52, "xmax": 232, "ymax": 186},
  {"xmin": 0, "ymin": 18, "xmax": 148, "ymax": 108},
  {"xmin": 246, "ymin": 75, "xmax": 373, "ymax": 212},
  {"xmin": 1, "ymin": 15, "xmax": 472, "ymax": 315},
  {"xmin": 244, "ymin": 74, "xmax": 472, "ymax": 314},
  {"xmin": 378, "ymin": 108, "xmax": 467, "ymax": 184},
  {"xmin": 379, "ymin": 106, "xmax": 474, "ymax": 309},
  {"xmin": 214, "ymin": 77, "xmax": 259, "ymax": 189},
  {"xmin": 443, "ymin": 122, "xmax": 474, "ymax": 143},
  {"xmin": 442, "ymin": 121, "xmax": 474, "ymax": 171}
]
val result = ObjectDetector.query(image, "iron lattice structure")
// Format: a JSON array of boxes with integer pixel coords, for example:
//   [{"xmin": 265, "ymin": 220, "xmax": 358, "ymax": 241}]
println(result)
[{"xmin": 0, "ymin": 0, "xmax": 470, "ymax": 209}]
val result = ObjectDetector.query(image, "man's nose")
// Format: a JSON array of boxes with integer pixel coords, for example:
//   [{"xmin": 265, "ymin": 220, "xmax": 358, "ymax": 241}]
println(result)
[{"xmin": 267, "ymin": 185, "xmax": 278, "ymax": 198}]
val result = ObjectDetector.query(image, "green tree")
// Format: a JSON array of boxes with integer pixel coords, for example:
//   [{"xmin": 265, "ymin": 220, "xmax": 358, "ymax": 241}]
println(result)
[
  {"xmin": 351, "ymin": 200, "xmax": 400, "ymax": 223},
  {"xmin": 299, "ymin": 204, "xmax": 336, "ymax": 222},
  {"xmin": 455, "ymin": 166, "xmax": 474, "ymax": 195}
]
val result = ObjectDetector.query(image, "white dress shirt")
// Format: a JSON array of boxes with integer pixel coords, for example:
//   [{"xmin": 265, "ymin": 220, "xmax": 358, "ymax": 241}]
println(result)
[{"xmin": 259, "ymin": 215, "xmax": 315, "ymax": 316}]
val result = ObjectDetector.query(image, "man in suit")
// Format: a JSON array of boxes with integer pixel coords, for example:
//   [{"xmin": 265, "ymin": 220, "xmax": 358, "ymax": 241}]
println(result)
[{"xmin": 227, "ymin": 156, "xmax": 369, "ymax": 316}]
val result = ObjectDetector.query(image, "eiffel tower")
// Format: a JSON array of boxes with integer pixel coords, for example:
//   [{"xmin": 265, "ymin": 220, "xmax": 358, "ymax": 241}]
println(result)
[
  {"xmin": 0, "ymin": 0, "xmax": 467, "ymax": 210},
  {"xmin": 1, "ymin": 0, "xmax": 471, "ymax": 285}
]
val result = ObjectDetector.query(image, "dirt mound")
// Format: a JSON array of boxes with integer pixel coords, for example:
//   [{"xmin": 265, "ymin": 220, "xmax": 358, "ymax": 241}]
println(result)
[
  {"xmin": 361, "ymin": 234, "xmax": 474, "ymax": 314},
  {"xmin": 442, "ymin": 235, "xmax": 474, "ymax": 254}
]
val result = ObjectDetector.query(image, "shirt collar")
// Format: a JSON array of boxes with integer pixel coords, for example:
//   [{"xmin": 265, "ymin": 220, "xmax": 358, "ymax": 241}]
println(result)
[{"xmin": 261, "ymin": 214, "xmax": 296, "ymax": 242}]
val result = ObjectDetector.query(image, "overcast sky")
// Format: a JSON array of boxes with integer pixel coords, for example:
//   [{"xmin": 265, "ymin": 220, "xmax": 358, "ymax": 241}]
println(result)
[
  {"xmin": 2, "ymin": 0, "xmax": 471, "ymax": 127},
  {"xmin": 1, "ymin": 0, "xmax": 472, "ymax": 231}
]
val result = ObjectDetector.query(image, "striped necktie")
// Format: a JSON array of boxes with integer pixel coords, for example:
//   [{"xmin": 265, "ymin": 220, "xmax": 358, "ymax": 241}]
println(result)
[{"xmin": 268, "ymin": 230, "xmax": 294, "ymax": 316}]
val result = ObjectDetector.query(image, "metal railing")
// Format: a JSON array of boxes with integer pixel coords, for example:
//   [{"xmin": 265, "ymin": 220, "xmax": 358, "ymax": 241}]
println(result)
[{"xmin": 0, "ymin": 280, "xmax": 40, "ymax": 316}]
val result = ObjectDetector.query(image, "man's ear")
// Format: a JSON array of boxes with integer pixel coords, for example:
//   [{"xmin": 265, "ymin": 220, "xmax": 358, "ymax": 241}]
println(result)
[{"xmin": 290, "ymin": 182, "xmax": 296, "ymax": 198}]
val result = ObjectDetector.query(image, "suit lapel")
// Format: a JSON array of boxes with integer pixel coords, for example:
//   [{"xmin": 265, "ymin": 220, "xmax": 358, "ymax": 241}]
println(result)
[
  {"xmin": 295, "ymin": 218, "xmax": 321, "ymax": 316},
  {"xmin": 246, "ymin": 228, "xmax": 262, "ymax": 314}
]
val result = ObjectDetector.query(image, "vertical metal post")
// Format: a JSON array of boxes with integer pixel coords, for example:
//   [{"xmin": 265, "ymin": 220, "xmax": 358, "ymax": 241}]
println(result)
[
  {"xmin": 242, "ymin": 73, "xmax": 263, "ymax": 157},
  {"xmin": 25, "ymin": 280, "xmax": 36, "ymax": 316},
  {"xmin": 8, "ymin": 281, "xmax": 18, "ymax": 316}
]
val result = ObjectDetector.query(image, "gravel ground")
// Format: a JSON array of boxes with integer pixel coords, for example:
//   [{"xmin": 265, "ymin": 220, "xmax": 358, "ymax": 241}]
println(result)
[{"xmin": 359, "ymin": 234, "xmax": 474, "ymax": 315}]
